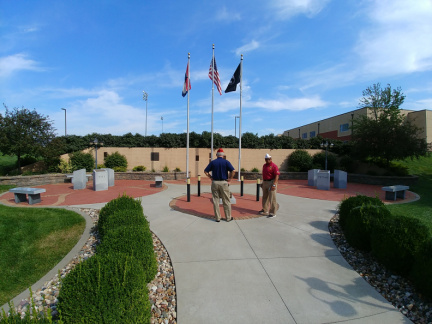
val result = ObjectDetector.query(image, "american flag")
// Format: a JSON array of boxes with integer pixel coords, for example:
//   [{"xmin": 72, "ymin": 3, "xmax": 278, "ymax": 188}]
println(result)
[
  {"xmin": 182, "ymin": 61, "xmax": 191, "ymax": 97},
  {"xmin": 208, "ymin": 56, "xmax": 222, "ymax": 95}
]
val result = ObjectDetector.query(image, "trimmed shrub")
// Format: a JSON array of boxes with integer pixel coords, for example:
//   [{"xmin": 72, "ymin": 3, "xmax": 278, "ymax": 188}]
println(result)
[
  {"xmin": 57, "ymin": 253, "xmax": 151, "ymax": 323},
  {"xmin": 343, "ymin": 204, "xmax": 391, "ymax": 251},
  {"xmin": 371, "ymin": 215, "xmax": 430, "ymax": 276},
  {"xmin": 113, "ymin": 166, "xmax": 127, "ymax": 172},
  {"xmin": 162, "ymin": 166, "xmax": 169, "ymax": 172},
  {"xmin": 287, "ymin": 149, "xmax": 312, "ymax": 172},
  {"xmin": 338, "ymin": 195, "xmax": 384, "ymax": 230},
  {"xmin": 410, "ymin": 238, "xmax": 432, "ymax": 299},
  {"xmin": 104, "ymin": 151, "xmax": 128, "ymax": 169},
  {"xmin": 133, "ymin": 165, "xmax": 147, "ymax": 171},
  {"xmin": 98, "ymin": 194, "xmax": 143, "ymax": 237},
  {"xmin": 98, "ymin": 208, "xmax": 148, "ymax": 239},
  {"xmin": 251, "ymin": 167, "xmax": 259, "ymax": 172},
  {"xmin": 69, "ymin": 151, "xmax": 94, "ymax": 172},
  {"xmin": 98, "ymin": 225, "xmax": 157, "ymax": 283},
  {"xmin": 312, "ymin": 152, "xmax": 338, "ymax": 172},
  {"xmin": 338, "ymin": 155, "xmax": 357, "ymax": 173}
]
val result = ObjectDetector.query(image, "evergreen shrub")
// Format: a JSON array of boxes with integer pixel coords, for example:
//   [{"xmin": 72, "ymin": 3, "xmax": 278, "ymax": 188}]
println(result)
[
  {"xmin": 69, "ymin": 151, "xmax": 94, "ymax": 172},
  {"xmin": 104, "ymin": 151, "xmax": 128, "ymax": 169},
  {"xmin": 343, "ymin": 204, "xmax": 391, "ymax": 251},
  {"xmin": 57, "ymin": 253, "xmax": 151, "ymax": 323},
  {"xmin": 97, "ymin": 225, "xmax": 157, "ymax": 283},
  {"xmin": 98, "ymin": 208, "xmax": 148, "ymax": 239},
  {"xmin": 371, "ymin": 215, "xmax": 430, "ymax": 276},
  {"xmin": 133, "ymin": 165, "xmax": 146, "ymax": 171},
  {"xmin": 338, "ymin": 195, "xmax": 383, "ymax": 230},
  {"xmin": 312, "ymin": 152, "xmax": 338, "ymax": 172},
  {"xmin": 98, "ymin": 194, "xmax": 143, "ymax": 237},
  {"xmin": 410, "ymin": 238, "xmax": 432, "ymax": 299},
  {"xmin": 287, "ymin": 149, "xmax": 312, "ymax": 172}
]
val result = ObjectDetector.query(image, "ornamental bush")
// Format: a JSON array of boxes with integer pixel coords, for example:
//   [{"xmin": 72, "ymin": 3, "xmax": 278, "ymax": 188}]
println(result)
[
  {"xmin": 98, "ymin": 225, "xmax": 157, "ymax": 283},
  {"xmin": 69, "ymin": 151, "xmax": 94, "ymax": 172},
  {"xmin": 410, "ymin": 238, "xmax": 432, "ymax": 299},
  {"xmin": 57, "ymin": 253, "xmax": 151, "ymax": 323},
  {"xmin": 104, "ymin": 151, "xmax": 128, "ymax": 169},
  {"xmin": 337, "ymin": 195, "xmax": 384, "ymax": 230},
  {"xmin": 343, "ymin": 204, "xmax": 391, "ymax": 251},
  {"xmin": 133, "ymin": 165, "xmax": 147, "ymax": 171},
  {"xmin": 287, "ymin": 149, "xmax": 312, "ymax": 172},
  {"xmin": 98, "ymin": 208, "xmax": 148, "ymax": 239},
  {"xmin": 371, "ymin": 215, "xmax": 430, "ymax": 276},
  {"xmin": 312, "ymin": 152, "xmax": 338, "ymax": 172}
]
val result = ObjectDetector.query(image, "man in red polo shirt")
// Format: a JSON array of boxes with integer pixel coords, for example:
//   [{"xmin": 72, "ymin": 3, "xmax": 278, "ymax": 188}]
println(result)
[{"xmin": 260, "ymin": 153, "xmax": 280, "ymax": 218}]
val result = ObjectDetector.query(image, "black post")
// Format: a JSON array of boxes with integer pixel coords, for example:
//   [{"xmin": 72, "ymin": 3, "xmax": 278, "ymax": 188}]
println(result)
[
  {"xmin": 256, "ymin": 179, "xmax": 260, "ymax": 201},
  {"xmin": 187, "ymin": 178, "xmax": 191, "ymax": 202},
  {"xmin": 198, "ymin": 175, "xmax": 201, "ymax": 197},
  {"xmin": 240, "ymin": 176, "xmax": 244, "ymax": 196}
]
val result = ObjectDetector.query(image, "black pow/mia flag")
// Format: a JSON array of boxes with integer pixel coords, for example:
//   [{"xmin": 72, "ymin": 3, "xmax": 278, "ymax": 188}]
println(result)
[{"xmin": 225, "ymin": 63, "xmax": 241, "ymax": 93}]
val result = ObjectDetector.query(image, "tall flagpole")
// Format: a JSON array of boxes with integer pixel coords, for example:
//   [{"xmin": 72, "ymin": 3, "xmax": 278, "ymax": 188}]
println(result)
[
  {"xmin": 186, "ymin": 53, "xmax": 190, "ymax": 179},
  {"xmin": 238, "ymin": 54, "xmax": 243, "ymax": 180},
  {"xmin": 211, "ymin": 44, "xmax": 215, "ymax": 160}
]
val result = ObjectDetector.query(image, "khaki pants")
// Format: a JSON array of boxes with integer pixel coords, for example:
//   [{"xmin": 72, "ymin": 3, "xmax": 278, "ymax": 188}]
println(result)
[
  {"xmin": 262, "ymin": 180, "xmax": 277, "ymax": 215},
  {"xmin": 211, "ymin": 180, "xmax": 231, "ymax": 221}
]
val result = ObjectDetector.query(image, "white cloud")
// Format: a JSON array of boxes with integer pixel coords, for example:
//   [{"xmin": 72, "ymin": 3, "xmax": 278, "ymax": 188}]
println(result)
[
  {"xmin": 271, "ymin": 0, "xmax": 330, "ymax": 20},
  {"xmin": 251, "ymin": 95, "xmax": 327, "ymax": 111},
  {"xmin": 0, "ymin": 53, "xmax": 43, "ymax": 77},
  {"xmin": 235, "ymin": 40, "xmax": 260, "ymax": 56},
  {"xmin": 355, "ymin": 0, "xmax": 432, "ymax": 76},
  {"xmin": 215, "ymin": 6, "xmax": 241, "ymax": 22}
]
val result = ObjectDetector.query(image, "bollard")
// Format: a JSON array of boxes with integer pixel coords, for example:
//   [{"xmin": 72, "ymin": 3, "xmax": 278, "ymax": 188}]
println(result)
[
  {"xmin": 256, "ymin": 178, "xmax": 260, "ymax": 201},
  {"xmin": 197, "ymin": 175, "xmax": 201, "ymax": 197},
  {"xmin": 240, "ymin": 176, "xmax": 244, "ymax": 196},
  {"xmin": 187, "ymin": 178, "xmax": 191, "ymax": 202}
]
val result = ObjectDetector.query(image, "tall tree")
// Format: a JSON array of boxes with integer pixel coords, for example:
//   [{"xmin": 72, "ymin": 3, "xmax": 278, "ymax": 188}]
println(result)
[
  {"xmin": 352, "ymin": 83, "xmax": 427, "ymax": 166},
  {"xmin": 0, "ymin": 105, "xmax": 57, "ymax": 171}
]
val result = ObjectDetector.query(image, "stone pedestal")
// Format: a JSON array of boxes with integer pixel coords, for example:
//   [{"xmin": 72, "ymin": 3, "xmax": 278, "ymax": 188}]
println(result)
[
  {"xmin": 317, "ymin": 170, "xmax": 330, "ymax": 191},
  {"xmin": 334, "ymin": 170, "xmax": 347, "ymax": 189},
  {"xmin": 93, "ymin": 169, "xmax": 108, "ymax": 191},
  {"xmin": 102, "ymin": 168, "xmax": 115, "ymax": 187},
  {"xmin": 308, "ymin": 169, "xmax": 320, "ymax": 186}
]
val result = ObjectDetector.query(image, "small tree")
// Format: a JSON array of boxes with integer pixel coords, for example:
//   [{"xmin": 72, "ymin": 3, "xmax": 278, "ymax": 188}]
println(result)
[
  {"xmin": 352, "ymin": 83, "xmax": 427, "ymax": 166},
  {"xmin": 0, "ymin": 105, "xmax": 57, "ymax": 171},
  {"xmin": 287, "ymin": 149, "xmax": 313, "ymax": 171},
  {"xmin": 69, "ymin": 151, "xmax": 94, "ymax": 172}
]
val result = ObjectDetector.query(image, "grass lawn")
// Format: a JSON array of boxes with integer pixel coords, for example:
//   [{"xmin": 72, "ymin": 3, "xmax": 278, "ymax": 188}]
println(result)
[
  {"xmin": 386, "ymin": 155, "xmax": 432, "ymax": 232},
  {"xmin": 0, "ymin": 203, "xmax": 85, "ymax": 306},
  {"xmin": 0, "ymin": 154, "xmax": 17, "ymax": 176}
]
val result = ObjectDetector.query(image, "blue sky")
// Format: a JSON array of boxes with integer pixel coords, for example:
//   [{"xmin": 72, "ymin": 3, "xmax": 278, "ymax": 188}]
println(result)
[{"xmin": 1, "ymin": 0, "xmax": 432, "ymax": 137}]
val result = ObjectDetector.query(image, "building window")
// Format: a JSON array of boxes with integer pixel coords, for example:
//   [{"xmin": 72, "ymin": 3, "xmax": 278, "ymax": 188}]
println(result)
[
  {"xmin": 104, "ymin": 152, "xmax": 108, "ymax": 158},
  {"xmin": 302, "ymin": 132, "xmax": 307, "ymax": 139},
  {"xmin": 310, "ymin": 131, "xmax": 316, "ymax": 138},
  {"xmin": 340, "ymin": 123, "xmax": 349, "ymax": 132},
  {"xmin": 151, "ymin": 152, "xmax": 159, "ymax": 161},
  {"xmin": 195, "ymin": 155, "xmax": 199, "ymax": 161}
]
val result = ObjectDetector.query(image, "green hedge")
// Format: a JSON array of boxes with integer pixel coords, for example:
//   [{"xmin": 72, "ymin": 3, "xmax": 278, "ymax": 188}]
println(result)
[
  {"xmin": 371, "ymin": 215, "xmax": 430, "ymax": 276},
  {"xmin": 338, "ymin": 195, "xmax": 384, "ymax": 230},
  {"xmin": 98, "ymin": 208, "xmax": 148, "ymax": 239},
  {"xmin": 344, "ymin": 204, "xmax": 391, "ymax": 251},
  {"xmin": 57, "ymin": 253, "xmax": 151, "ymax": 323},
  {"xmin": 97, "ymin": 225, "xmax": 157, "ymax": 283},
  {"xmin": 98, "ymin": 194, "xmax": 143, "ymax": 238},
  {"xmin": 410, "ymin": 238, "xmax": 432, "ymax": 298}
]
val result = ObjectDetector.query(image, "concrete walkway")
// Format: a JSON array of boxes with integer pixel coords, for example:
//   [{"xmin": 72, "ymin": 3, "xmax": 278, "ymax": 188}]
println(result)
[{"xmin": 2, "ymin": 180, "xmax": 412, "ymax": 323}]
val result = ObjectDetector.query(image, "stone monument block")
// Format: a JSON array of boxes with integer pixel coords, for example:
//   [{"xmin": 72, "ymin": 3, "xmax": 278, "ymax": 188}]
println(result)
[
  {"xmin": 102, "ymin": 168, "xmax": 115, "ymax": 187},
  {"xmin": 72, "ymin": 168, "xmax": 87, "ymax": 190},
  {"xmin": 93, "ymin": 169, "xmax": 108, "ymax": 191},
  {"xmin": 308, "ymin": 169, "xmax": 320, "ymax": 186},
  {"xmin": 334, "ymin": 170, "xmax": 347, "ymax": 189},
  {"xmin": 317, "ymin": 170, "xmax": 330, "ymax": 191}
]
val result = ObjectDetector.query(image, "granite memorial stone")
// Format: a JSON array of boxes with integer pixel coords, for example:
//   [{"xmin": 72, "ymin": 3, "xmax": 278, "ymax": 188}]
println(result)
[
  {"xmin": 72, "ymin": 168, "xmax": 87, "ymax": 190},
  {"xmin": 334, "ymin": 170, "xmax": 347, "ymax": 189},
  {"xmin": 317, "ymin": 170, "xmax": 330, "ymax": 190},
  {"xmin": 93, "ymin": 169, "xmax": 108, "ymax": 191},
  {"xmin": 102, "ymin": 168, "xmax": 115, "ymax": 187},
  {"xmin": 308, "ymin": 169, "xmax": 320, "ymax": 186}
]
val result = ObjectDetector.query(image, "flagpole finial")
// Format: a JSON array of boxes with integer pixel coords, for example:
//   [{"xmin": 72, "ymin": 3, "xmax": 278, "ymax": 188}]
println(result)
[
  {"xmin": 212, "ymin": 44, "xmax": 215, "ymax": 49},
  {"xmin": 241, "ymin": 54, "xmax": 243, "ymax": 60},
  {"xmin": 188, "ymin": 52, "xmax": 190, "ymax": 58}
]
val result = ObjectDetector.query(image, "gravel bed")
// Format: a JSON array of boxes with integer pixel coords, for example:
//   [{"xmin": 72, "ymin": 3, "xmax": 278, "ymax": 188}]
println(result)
[
  {"xmin": 329, "ymin": 214, "xmax": 432, "ymax": 323},
  {"xmin": 6, "ymin": 208, "xmax": 177, "ymax": 324}
]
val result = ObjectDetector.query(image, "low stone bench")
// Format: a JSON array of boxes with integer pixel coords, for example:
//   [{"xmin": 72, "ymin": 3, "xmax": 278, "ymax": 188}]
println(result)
[
  {"xmin": 155, "ymin": 176, "xmax": 163, "ymax": 188},
  {"xmin": 9, "ymin": 187, "xmax": 46, "ymax": 205},
  {"xmin": 382, "ymin": 185, "xmax": 409, "ymax": 201}
]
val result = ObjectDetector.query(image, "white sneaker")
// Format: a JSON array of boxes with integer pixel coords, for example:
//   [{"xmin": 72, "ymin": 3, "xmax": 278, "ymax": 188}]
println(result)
[{"xmin": 268, "ymin": 214, "xmax": 276, "ymax": 218}]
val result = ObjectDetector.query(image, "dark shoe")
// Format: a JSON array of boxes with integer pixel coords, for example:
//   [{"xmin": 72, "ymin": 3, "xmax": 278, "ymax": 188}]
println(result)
[
  {"xmin": 267, "ymin": 214, "xmax": 276, "ymax": 218},
  {"xmin": 216, "ymin": 219, "xmax": 221, "ymax": 222}
]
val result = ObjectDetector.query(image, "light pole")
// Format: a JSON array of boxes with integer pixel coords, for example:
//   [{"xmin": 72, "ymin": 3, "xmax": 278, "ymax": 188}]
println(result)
[
  {"xmin": 235, "ymin": 116, "xmax": 240, "ymax": 137},
  {"xmin": 143, "ymin": 91, "xmax": 148, "ymax": 136},
  {"xmin": 320, "ymin": 140, "xmax": 334, "ymax": 170},
  {"xmin": 90, "ymin": 138, "xmax": 103, "ymax": 169},
  {"xmin": 161, "ymin": 116, "xmax": 163, "ymax": 134},
  {"xmin": 61, "ymin": 108, "xmax": 67, "ymax": 136}
]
